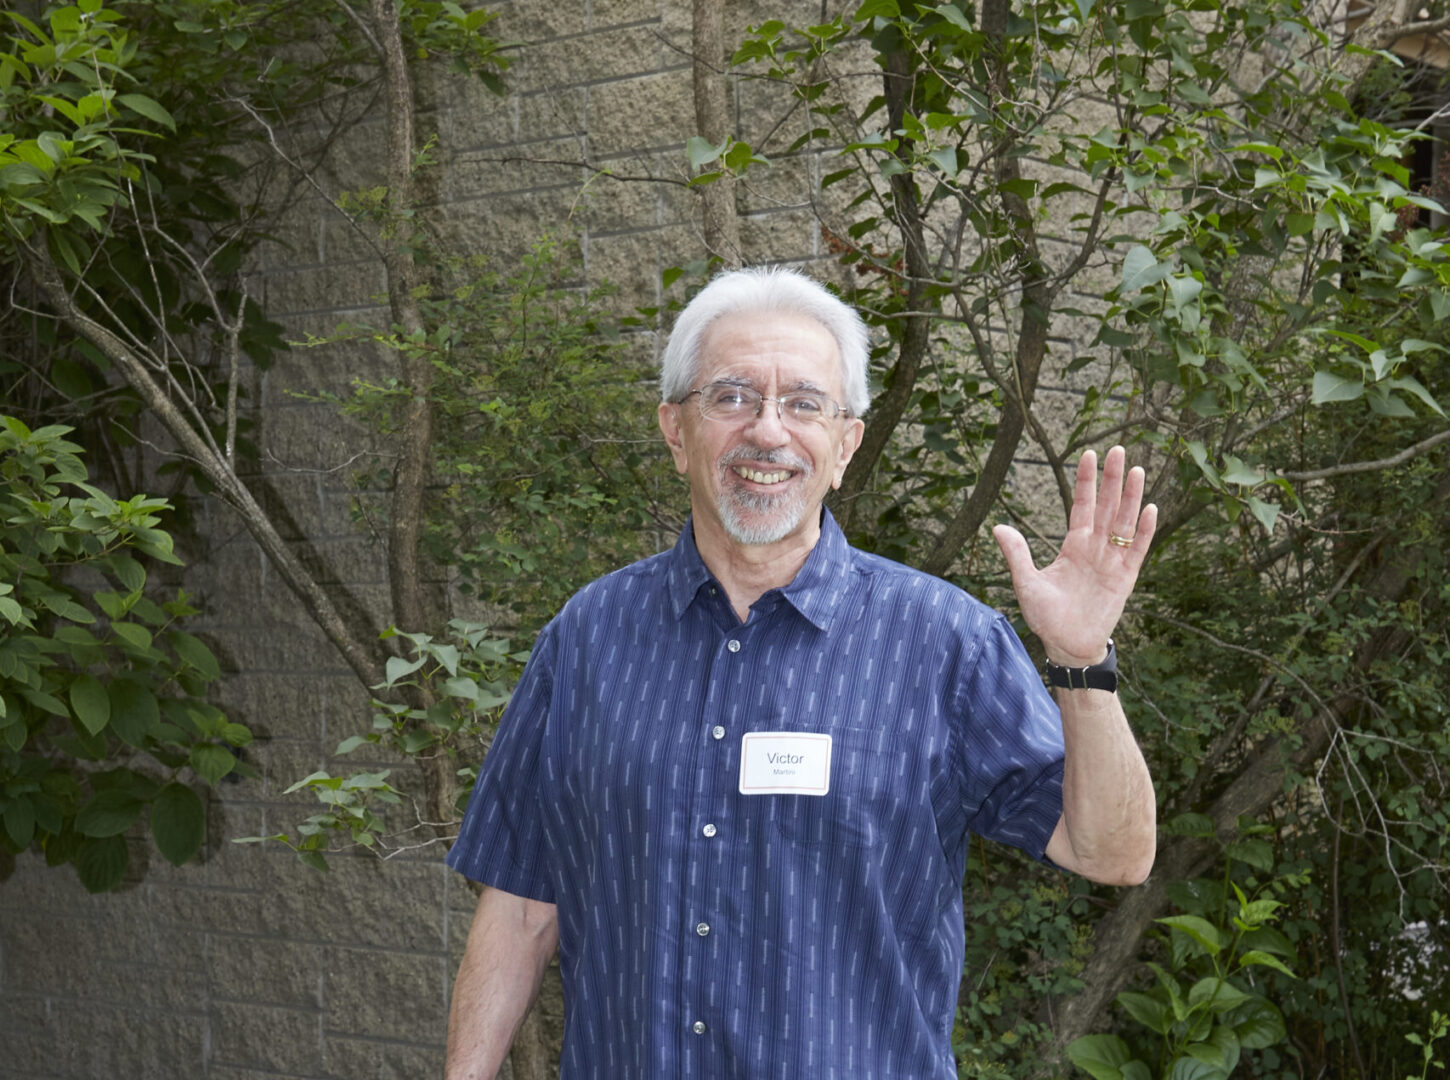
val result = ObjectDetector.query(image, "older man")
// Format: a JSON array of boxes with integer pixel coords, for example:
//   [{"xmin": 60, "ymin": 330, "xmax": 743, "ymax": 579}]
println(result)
[{"xmin": 444, "ymin": 268, "xmax": 1156, "ymax": 1079}]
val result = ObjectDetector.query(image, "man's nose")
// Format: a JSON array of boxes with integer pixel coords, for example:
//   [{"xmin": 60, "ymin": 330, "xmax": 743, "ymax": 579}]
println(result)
[{"xmin": 744, "ymin": 399, "xmax": 791, "ymax": 445}]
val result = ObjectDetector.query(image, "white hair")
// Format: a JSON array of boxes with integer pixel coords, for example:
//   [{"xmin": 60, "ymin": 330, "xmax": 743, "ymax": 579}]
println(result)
[{"xmin": 659, "ymin": 266, "xmax": 871, "ymax": 417}]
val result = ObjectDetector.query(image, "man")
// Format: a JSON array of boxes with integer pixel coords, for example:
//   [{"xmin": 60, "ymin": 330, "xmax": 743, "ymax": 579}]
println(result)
[{"xmin": 445, "ymin": 268, "xmax": 1156, "ymax": 1079}]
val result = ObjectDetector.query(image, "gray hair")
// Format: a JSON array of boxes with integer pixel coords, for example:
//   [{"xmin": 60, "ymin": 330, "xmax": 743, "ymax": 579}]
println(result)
[{"xmin": 659, "ymin": 266, "xmax": 871, "ymax": 417}]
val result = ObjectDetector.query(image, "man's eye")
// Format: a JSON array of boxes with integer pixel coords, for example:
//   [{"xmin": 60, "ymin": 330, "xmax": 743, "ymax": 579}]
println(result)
[
  {"xmin": 708, "ymin": 387, "xmax": 750, "ymax": 408},
  {"xmin": 785, "ymin": 395, "xmax": 825, "ymax": 415}
]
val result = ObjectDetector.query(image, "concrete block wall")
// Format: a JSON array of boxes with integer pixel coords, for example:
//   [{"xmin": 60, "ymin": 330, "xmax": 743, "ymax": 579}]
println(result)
[{"xmin": 0, "ymin": 2, "xmax": 1128, "ymax": 1076}]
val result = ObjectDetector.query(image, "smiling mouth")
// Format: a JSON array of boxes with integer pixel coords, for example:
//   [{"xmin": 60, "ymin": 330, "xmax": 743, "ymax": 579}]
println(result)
[{"xmin": 732, "ymin": 465, "xmax": 793, "ymax": 485}]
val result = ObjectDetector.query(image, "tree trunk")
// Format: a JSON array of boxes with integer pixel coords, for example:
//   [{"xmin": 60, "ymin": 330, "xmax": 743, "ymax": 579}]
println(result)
[{"xmin": 693, "ymin": 0, "xmax": 742, "ymax": 269}]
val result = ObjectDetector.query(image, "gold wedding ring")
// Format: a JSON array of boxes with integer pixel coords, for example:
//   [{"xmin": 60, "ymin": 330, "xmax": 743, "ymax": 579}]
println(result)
[{"xmin": 1108, "ymin": 532, "xmax": 1134, "ymax": 547}]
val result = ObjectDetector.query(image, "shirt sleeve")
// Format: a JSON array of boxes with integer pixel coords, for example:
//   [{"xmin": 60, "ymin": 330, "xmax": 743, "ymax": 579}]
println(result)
[
  {"xmin": 953, "ymin": 612, "xmax": 1065, "ymax": 863},
  {"xmin": 445, "ymin": 621, "xmax": 559, "ymax": 902}
]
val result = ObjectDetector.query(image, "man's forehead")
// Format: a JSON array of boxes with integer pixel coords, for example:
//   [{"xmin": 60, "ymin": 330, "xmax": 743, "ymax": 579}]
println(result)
[{"xmin": 696, "ymin": 310, "xmax": 842, "ymax": 388}]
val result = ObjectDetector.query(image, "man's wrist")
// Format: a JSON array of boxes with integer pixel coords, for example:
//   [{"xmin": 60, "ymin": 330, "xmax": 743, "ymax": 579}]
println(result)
[{"xmin": 1044, "ymin": 639, "xmax": 1118, "ymax": 692}]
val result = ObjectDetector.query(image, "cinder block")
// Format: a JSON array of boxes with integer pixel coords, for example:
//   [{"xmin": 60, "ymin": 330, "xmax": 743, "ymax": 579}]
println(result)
[
  {"xmin": 516, "ymin": 26, "xmax": 663, "ymax": 94},
  {"xmin": 323, "ymin": 945, "xmax": 448, "ymax": 1041},
  {"xmin": 212, "ymin": 1000, "xmax": 325, "ymax": 1073},
  {"xmin": 586, "ymin": 69, "xmax": 694, "ymax": 158},
  {"xmin": 591, "ymin": 0, "xmax": 660, "ymax": 29},
  {"xmin": 260, "ymin": 852, "xmax": 449, "ymax": 952},
  {"xmin": 325, "ymin": 1035, "xmax": 446, "ymax": 1079}
]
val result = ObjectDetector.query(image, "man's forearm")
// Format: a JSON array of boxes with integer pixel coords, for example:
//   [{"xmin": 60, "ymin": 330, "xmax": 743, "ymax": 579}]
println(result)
[
  {"xmin": 446, "ymin": 885, "xmax": 560, "ymax": 1080},
  {"xmin": 1045, "ymin": 688, "xmax": 1156, "ymax": 885}
]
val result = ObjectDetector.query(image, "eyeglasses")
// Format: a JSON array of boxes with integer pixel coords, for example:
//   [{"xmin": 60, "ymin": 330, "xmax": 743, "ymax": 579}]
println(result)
[{"xmin": 676, "ymin": 382, "xmax": 851, "ymax": 428}]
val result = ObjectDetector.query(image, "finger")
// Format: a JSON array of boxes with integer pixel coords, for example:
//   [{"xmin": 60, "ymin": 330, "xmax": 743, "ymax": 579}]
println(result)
[
  {"xmin": 992, "ymin": 524, "xmax": 1038, "ymax": 593},
  {"xmin": 1123, "ymin": 502, "xmax": 1158, "ymax": 571},
  {"xmin": 1094, "ymin": 445, "xmax": 1126, "ymax": 538},
  {"xmin": 1111, "ymin": 464, "xmax": 1146, "ymax": 541},
  {"xmin": 1067, "ymin": 450, "xmax": 1098, "ymax": 534}
]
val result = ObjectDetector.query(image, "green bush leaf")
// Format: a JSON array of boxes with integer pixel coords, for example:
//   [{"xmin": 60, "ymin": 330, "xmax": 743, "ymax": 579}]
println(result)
[
  {"xmin": 1066, "ymin": 1033, "xmax": 1135, "ymax": 1080},
  {"xmin": 190, "ymin": 743, "xmax": 235, "ymax": 785},
  {"xmin": 74, "ymin": 834, "xmax": 128, "ymax": 892},
  {"xmin": 69, "ymin": 673, "xmax": 111, "ymax": 734},
  {"xmin": 1117, "ymin": 990, "xmax": 1172, "ymax": 1034},
  {"xmin": 150, "ymin": 782, "xmax": 205, "ymax": 866},
  {"xmin": 1187, "ymin": 976, "xmax": 1252, "ymax": 1013},
  {"xmin": 75, "ymin": 789, "xmax": 144, "ymax": 837},
  {"xmin": 1237, "ymin": 949, "xmax": 1296, "ymax": 978},
  {"xmin": 116, "ymin": 92, "xmax": 176, "ymax": 130},
  {"xmin": 169, "ymin": 630, "xmax": 221, "ymax": 680},
  {"xmin": 1226, "ymin": 996, "xmax": 1286, "ymax": 1050},
  {"xmin": 107, "ymin": 679, "xmax": 160, "ymax": 747},
  {"xmin": 1157, "ymin": 915, "xmax": 1223, "ymax": 956},
  {"xmin": 4, "ymin": 795, "xmax": 36, "ymax": 848}
]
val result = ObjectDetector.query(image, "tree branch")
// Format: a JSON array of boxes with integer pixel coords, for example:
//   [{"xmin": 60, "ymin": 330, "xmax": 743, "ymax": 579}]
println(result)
[
  {"xmin": 692, "ymin": 0, "xmax": 742, "ymax": 270},
  {"xmin": 1279, "ymin": 426, "xmax": 1450, "ymax": 481}
]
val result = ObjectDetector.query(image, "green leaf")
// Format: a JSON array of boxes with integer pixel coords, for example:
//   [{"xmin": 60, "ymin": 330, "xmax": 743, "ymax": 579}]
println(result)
[
  {"xmin": 1386, "ymin": 375, "xmax": 1445, "ymax": 416},
  {"xmin": 1066, "ymin": 1034, "xmax": 1135, "ymax": 1080},
  {"xmin": 150, "ymin": 782, "xmax": 205, "ymax": 866},
  {"xmin": 1117, "ymin": 990, "xmax": 1171, "ymax": 1034},
  {"xmin": 1187, "ymin": 977, "xmax": 1252, "ymax": 1013},
  {"xmin": 1238, "ymin": 949, "xmax": 1296, "ymax": 977},
  {"xmin": 384, "ymin": 654, "xmax": 426, "ymax": 684},
  {"xmin": 107, "ymin": 679, "xmax": 160, "ymax": 747},
  {"xmin": 1227, "ymin": 996, "xmax": 1286, "ymax": 1049},
  {"xmin": 1121, "ymin": 245, "xmax": 1169, "ymax": 293},
  {"xmin": 190, "ymin": 744, "xmax": 235, "ymax": 786},
  {"xmin": 1168, "ymin": 1056, "xmax": 1227, "ymax": 1080},
  {"xmin": 169, "ymin": 630, "xmax": 221, "ymax": 680},
  {"xmin": 75, "ymin": 789, "xmax": 144, "ymax": 837},
  {"xmin": 116, "ymin": 93, "xmax": 176, "ymax": 131},
  {"xmin": 74, "ymin": 834, "xmax": 128, "ymax": 892},
  {"xmin": 1311, "ymin": 370, "xmax": 1363, "ymax": 405},
  {"xmin": 1157, "ymin": 914, "xmax": 1223, "ymax": 955},
  {"xmin": 685, "ymin": 135, "xmax": 727, "ymax": 169},
  {"xmin": 854, "ymin": 0, "xmax": 899, "ymax": 17},
  {"xmin": 111, "ymin": 621, "xmax": 153, "ymax": 651},
  {"xmin": 1247, "ymin": 496, "xmax": 1278, "ymax": 535},
  {"xmin": 1225, "ymin": 838, "xmax": 1274, "ymax": 871},
  {"xmin": 4, "ymin": 795, "xmax": 36, "ymax": 848},
  {"xmin": 69, "ymin": 674, "xmax": 111, "ymax": 735}
]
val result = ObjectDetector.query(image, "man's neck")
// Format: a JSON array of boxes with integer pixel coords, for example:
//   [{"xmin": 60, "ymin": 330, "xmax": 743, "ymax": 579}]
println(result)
[{"xmin": 690, "ymin": 504, "xmax": 823, "ymax": 624}]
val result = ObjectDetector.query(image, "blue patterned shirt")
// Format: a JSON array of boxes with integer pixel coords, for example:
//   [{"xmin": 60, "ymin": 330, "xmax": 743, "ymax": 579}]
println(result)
[{"xmin": 447, "ymin": 510, "xmax": 1065, "ymax": 1078}]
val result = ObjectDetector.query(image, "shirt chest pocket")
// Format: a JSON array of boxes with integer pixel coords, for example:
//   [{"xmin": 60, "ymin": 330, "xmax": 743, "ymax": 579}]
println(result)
[{"xmin": 761, "ymin": 726, "xmax": 914, "ymax": 850}]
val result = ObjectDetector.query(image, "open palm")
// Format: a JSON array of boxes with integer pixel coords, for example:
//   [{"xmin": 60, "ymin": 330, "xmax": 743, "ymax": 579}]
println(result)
[{"xmin": 992, "ymin": 447, "xmax": 1157, "ymax": 667}]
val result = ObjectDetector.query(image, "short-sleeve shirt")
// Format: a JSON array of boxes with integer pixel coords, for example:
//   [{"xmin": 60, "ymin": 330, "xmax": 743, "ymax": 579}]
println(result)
[{"xmin": 447, "ymin": 510, "xmax": 1065, "ymax": 1079}]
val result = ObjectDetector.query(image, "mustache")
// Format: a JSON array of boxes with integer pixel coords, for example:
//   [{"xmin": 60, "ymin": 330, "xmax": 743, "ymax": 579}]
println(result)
[{"xmin": 718, "ymin": 446, "xmax": 812, "ymax": 474}]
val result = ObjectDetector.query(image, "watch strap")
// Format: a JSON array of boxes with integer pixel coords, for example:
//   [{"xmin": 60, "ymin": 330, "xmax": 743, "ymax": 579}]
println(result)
[{"xmin": 1044, "ymin": 639, "xmax": 1118, "ymax": 692}]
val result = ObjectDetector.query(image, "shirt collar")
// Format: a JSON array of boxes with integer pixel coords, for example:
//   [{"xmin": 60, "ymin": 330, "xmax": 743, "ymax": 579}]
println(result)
[{"xmin": 666, "ymin": 507, "xmax": 855, "ymax": 632}]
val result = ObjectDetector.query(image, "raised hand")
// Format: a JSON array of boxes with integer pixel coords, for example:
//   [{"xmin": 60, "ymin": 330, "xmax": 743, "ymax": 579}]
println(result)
[{"xmin": 991, "ymin": 446, "xmax": 1157, "ymax": 667}]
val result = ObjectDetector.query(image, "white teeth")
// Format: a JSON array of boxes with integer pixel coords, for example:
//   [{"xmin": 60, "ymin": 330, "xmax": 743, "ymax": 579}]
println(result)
[{"xmin": 735, "ymin": 466, "xmax": 790, "ymax": 484}]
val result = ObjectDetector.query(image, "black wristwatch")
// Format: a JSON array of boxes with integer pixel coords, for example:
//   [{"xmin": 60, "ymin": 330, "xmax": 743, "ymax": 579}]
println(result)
[{"xmin": 1044, "ymin": 639, "xmax": 1118, "ymax": 693}]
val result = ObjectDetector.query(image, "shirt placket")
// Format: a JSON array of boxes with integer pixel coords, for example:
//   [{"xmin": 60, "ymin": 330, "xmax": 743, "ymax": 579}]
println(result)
[{"xmin": 680, "ymin": 590, "xmax": 751, "ymax": 1075}]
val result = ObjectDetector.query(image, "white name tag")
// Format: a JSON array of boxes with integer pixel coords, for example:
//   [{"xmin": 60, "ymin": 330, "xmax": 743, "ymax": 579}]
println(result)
[{"xmin": 739, "ymin": 731, "xmax": 832, "ymax": 796}]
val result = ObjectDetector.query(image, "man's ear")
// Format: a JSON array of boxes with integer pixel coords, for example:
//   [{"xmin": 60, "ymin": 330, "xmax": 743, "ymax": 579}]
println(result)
[
  {"xmin": 658, "ymin": 402, "xmax": 690, "ymax": 475},
  {"xmin": 830, "ymin": 417, "xmax": 866, "ymax": 489}
]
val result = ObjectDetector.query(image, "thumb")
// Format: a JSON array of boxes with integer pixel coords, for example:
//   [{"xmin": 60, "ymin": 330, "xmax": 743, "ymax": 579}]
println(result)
[{"xmin": 992, "ymin": 524, "xmax": 1037, "ymax": 592}]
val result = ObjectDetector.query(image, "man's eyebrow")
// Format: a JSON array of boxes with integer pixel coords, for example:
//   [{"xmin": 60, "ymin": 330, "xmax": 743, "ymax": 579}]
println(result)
[{"xmin": 786, "ymin": 379, "xmax": 828, "ymax": 394}]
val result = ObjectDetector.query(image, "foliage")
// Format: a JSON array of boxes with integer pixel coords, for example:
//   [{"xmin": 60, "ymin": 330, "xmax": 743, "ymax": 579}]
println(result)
[
  {"xmin": 954, "ymin": 851, "xmax": 1093, "ymax": 1077},
  {"xmin": 0, "ymin": 415, "xmax": 248, "ymax": 892},
  {"xmin": 236, "ymin": 619, "xmax": 527, "ymax": 867},
  {"xmin": 721, "ymin": 0, "xmax": 1450, "ymax": 1075},
  {"xmin": 1068, "ymin": 838, "xmax": 1302, "ymax": 1080},
  {"xmin": 325, "ymin": 235, "xmax": 676, "ymax": 630}
]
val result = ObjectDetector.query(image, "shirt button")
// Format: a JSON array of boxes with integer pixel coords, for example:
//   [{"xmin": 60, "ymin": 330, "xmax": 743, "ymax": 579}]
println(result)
[
  {"xmin": 702, "ymin": 823, "xmax": 717, "ymax": 838},
  {"xmin": 692, "ymin": 1020, "xmax": 707, "ymax": 1035},
  {"xmin": 726, "ymin": 639, "xmax": 741, "ymax": 653},
  {"xmin": 696, "ymin": 922, "xmax": 710, "ymax": 937},
  {"xmin": 709, "ymin": 587, "xmax": 717, "ymax": 596},
  {"xmin": 712, "ymin": 725, "xmax": 725, "ymax": 740}
]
